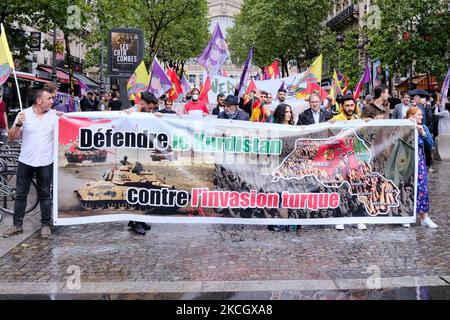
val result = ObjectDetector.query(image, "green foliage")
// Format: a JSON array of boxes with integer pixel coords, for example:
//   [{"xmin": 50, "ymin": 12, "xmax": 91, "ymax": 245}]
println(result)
[
  {"xmin": 0, "ymin": 1, "xmax": 51, "ymax": 64},
  {"xmin": 83, "ymin": 0, "xmax": 209, "ymax": 74},
  {"xmin": 366, "ymin": 0, "xmax": 450, "ymax": 81},
  {"xmin": 228, "ymin": 0, "xmax": 331, "ymax": 76},
  {"xmin": 320, "ymin": 29, "xmax": 362, "ymax": 88}
]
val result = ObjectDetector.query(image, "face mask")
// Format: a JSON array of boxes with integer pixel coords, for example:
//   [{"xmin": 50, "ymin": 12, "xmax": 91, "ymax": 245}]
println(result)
[
  {"xmin": 225, "ymin": 109, "xmax": 238, "ymax": 118},
  {"xmin": 192, "ymin": 94, "xmax": 199, "ymax": 101}
]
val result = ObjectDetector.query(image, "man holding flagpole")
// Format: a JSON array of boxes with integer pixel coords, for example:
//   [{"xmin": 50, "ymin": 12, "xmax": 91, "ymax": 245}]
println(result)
[{"xmin": 3, "ymin": 88, "xmax": 58, "ymax": 239}]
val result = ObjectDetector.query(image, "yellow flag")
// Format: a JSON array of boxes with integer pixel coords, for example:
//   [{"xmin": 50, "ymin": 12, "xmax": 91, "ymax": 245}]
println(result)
[
  {"xmin": 309, "ymin": 54, "xmax": 322, "ymax": 84},
  {"xmin": 330, "ymin": 69, "xmax": 343, "ymax": 105},
  {"xmin": 293, "ymin": 54, "xmax": 322, "ymax": 93},
  {"xmin": 127, "ymin": 61, "xmax": 150, "ymax": 100},
  {"xmin": 0, "ymin": 23, "xmax": 14, "ymax": 85}
]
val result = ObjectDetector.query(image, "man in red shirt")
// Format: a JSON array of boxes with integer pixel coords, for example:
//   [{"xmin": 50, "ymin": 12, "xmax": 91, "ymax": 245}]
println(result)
[
  {"xmin": 0, "ymin": 93, "xmax": 9, "ymax": 144},
  {"xmin": 183, "ymin": 88, "xmax": 209, "ymax": 115}
]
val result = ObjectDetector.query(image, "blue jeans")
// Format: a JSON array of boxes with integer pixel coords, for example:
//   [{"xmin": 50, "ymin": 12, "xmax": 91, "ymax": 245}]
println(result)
[{"xmin": 13, "ymin": 162, "xmax": 53, "ymax": 227}]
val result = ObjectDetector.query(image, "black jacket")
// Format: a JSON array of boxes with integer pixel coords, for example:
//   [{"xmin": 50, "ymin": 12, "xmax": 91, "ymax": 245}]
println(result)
[
  {"xmin": 297, "ymin": 108, "xmax": 331, "ymax": 125},
  {"xmin": 80, "ymin": 97, "xmax": 99, "ymax": 111},
  {"xmin": 212, "ymin": 105, "xmax": 223, "ymax": 116},
  {"xmin": 159, "ymin": 108, "xmax": 176, "ymax": 114}
]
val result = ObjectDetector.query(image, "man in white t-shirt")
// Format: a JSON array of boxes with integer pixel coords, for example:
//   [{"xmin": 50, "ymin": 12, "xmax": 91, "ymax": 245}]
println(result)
[{"xmin": 3, "ymin": 89, "xmax": 58, "ymax": 239}]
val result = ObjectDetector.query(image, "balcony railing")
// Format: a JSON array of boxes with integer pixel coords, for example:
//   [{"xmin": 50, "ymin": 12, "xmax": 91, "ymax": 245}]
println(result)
[{"xmin": 326, "ymin": 4, "xmax": 359, "ymax": 30}]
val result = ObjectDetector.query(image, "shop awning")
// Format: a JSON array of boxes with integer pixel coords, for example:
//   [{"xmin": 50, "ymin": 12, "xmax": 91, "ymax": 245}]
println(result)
[
  {"xmin": 38, "ymin": 67, "xmax": 79, "ymax": 85},
  {"xmin": 74, "ymin": 72, "xmax": 100, "ymax": 89},
  {"xmin": 13, "ymin": 71, "xmax": 52, "ymax": 83}
]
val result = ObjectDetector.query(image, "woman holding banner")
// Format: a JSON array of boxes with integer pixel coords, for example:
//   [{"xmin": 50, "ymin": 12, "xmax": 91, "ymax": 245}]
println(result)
[
  {"xmin": 406, "ymin": 107, "xmax": 438, "ymax": 228},
  {"xmin": 271, "ymin": 103, "xmax": 298, "ymax": 233}
]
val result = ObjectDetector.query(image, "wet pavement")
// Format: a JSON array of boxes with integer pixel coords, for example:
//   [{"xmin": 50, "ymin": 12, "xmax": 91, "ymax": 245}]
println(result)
[{"xmin": 0, "ymin": 161, "xmax": 449, "ymax": 299}]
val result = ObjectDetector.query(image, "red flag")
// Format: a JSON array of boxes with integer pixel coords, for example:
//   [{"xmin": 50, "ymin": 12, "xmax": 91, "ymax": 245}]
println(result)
[
  {"xmin": 247, "ymin": 79, "xmax": 257, "ymax": 92},
  {"xmin": 166, "ymin": 68, "xmax": 183, "ymax": 101},
  {"xmin": 305, "ymin": 82, "xmax": 327, "ymax": 101},
  {"xmin": 264, "ymin": 60, "xmax": 280, "ymax": 79},
  {"xmin": 354, "ymin": 63, "xmax": 371, "ymax": 100},
  {"xmin": 199, "ymin": 76, "xmax": 211, "ymax": 104},
  {"xmin": 244, "ymin": 80, "xmax": 258, "ymax": 104},
  {"xmin": 249, "ymin": 98, "xmax": 266, "ymax": 122},
  {"xmin": 342, "ymin": 77, "xmax": 348, "ymax": 94}
]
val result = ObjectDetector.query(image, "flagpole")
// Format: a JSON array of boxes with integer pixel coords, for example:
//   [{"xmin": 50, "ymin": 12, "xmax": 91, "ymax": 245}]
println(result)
[
  {"xmin": 0, "ymin": 23, "xmax": 22, "ymax": 110},
  {"xmin": 12, "ymin": 68, "xmax": 23, "ymax": 111}
]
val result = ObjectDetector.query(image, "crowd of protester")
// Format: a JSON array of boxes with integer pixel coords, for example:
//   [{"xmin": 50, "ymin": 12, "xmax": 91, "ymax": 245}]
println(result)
[{"xmin": 1, "ymin": 80, "xmax": 445, "ymax": 238}]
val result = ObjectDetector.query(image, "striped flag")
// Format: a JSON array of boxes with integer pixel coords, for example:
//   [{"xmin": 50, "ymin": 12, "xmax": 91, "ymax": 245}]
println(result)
[
  {"xmin": 237, "ymin": 47, "xmax": 253, "ymax": 97},
  {"xmin": 440, "ymin": 67, "xmax": 450, "ymax": 108},
  {"xmin": 354, "ymin": 62, "xmax": 371, "ymax": 100},
  {"xmin": 0, "ymin": 24, "xmax": 14, "ymax": 86}
]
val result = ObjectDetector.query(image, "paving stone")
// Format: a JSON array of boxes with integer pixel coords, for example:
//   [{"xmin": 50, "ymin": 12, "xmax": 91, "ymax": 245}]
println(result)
[{"xmin": 0, "ymin": 162, "xmax": 448, "ymax": 289}]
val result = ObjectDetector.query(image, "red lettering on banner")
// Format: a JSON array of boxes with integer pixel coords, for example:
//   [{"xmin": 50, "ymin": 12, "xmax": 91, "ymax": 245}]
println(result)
[
  {"xmin": 281, "ymin": 192, "xmax": 340, "ymax": 210},
  {"xmin": 191, "ymin": 189, "xmax": 339, "ymax": 210}
]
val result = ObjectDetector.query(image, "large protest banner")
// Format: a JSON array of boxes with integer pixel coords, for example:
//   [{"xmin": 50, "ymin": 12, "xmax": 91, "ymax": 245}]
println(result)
[
  {"xmin": 53, "ymin": 112, "xmax": 417, "ymax": 226},
  {"xmin": 208, "ymin": 73, "xmax": 310, "ymax": 117}
]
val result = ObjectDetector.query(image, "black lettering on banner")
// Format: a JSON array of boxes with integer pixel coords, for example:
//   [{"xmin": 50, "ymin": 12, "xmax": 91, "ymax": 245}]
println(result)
[
  {"xmin": 79, "ymin": 128, "xmax": 92, "ymax": 149},
  {"xmin": 93, "ymin": 132, "xmax": 105, "ymax": 148},
  {"xmin": 137, "ymin": 132, "xmax": 148, "ymax": 148},
  {"xmin": 76, "ymin": 128, "xmax": 169, "ymax": 151},
  {"xmin": 126, "ymin": 188, "xmax": 189, "ymax": 208},
  {"xmin": 176, "ymin": 191, "xmax": 189, "ymax": 207},
  {"xmin": 112, "ymin": 131, "xmax": 124, "ymax": 147},
  {"xmin": 157, "ymin": 133, "xmax": 169, "ymax": 150},
  {"xmin": 124, "ymin": 132, "xmax": 136, "ymax": 147}
]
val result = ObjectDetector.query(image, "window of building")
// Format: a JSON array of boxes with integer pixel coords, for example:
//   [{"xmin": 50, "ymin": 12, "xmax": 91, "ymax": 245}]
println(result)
[
  {"xmin": 189, "ymin": 75, "xmax": 196, "ymax": 84},
  {"xmin": 209, "ymin": 16, "xmax": 235, "ymax": 38}
]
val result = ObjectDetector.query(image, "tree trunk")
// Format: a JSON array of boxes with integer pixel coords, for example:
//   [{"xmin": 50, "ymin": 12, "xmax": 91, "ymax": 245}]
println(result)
[
  {"xmin": 280, "ymin": 55, "xmax": 289, "ymax": 78},
  {"xmin": 180, "ymin": 61, "xmax": 185, "ymax": 78},
  {"xmin": 64, "ymin": 32, "xmax": 75, "ymax": 99}
]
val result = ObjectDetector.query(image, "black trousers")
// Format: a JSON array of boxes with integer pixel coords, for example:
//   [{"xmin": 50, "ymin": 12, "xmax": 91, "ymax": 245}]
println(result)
[
  {"xmin": 13, "ymin": 162, "xmax": 53, "ymax": 227},
  {"xmin": 424, "ymin": 146, "xmax": 433, "ymax": 168}
]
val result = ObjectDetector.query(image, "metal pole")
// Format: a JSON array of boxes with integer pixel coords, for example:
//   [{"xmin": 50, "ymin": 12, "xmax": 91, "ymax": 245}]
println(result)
[
  {"xmin": 52, "ymin": 26, "xmax": 57, "ymax": 84},
  {"xmin": 338, "ymin": 51, "xmax": 341, "ymax": 74},
  {"xmin": 100, "ymin": 29, "xmax": 105, "ymax": 93},
  {"xmin": 12, "ymin": 70, "xmax": 23, "ymax": 111}
]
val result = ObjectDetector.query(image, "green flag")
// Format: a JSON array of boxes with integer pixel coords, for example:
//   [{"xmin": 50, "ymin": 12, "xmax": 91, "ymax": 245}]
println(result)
[{"xmin": 384, "ymin": 138, "xmax": 415, "ymax": 186}]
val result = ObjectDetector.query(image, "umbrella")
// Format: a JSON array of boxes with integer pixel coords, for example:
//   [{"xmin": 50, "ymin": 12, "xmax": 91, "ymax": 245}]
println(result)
[{"xmin": 407, "ymin": 88, "xmax": 430, "ymax": 97}]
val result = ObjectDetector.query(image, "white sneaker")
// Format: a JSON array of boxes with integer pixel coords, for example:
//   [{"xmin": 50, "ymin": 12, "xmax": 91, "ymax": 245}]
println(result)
[
  {"xmin": 357, "ymin": 223, "xmax": 367, "ymax": 230},
  {"xmin": 335, "ymin": 224, "xmax": 345, "ymax": 230},
  {"xmin": 421, "ymin": 217, "xmax": 438, "ymax": 229},
  {"xmin": 402, "ymin": 223, "xmax": 410, "ymax": 228}
]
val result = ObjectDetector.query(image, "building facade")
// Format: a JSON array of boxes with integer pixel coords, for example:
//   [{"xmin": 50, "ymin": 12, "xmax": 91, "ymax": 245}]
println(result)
[
  {"xmin": 185, "ymin": 0, "xmax": 257, "ymax": 89},
  {"xmin": 326, "ymin": 0, "xmax": 375, "ymax": 66}
]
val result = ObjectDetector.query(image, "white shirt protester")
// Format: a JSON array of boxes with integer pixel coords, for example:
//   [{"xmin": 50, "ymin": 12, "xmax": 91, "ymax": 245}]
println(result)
[{"xmin": 18, "ymin": 106, "xmax": 58, "ymax": 167}]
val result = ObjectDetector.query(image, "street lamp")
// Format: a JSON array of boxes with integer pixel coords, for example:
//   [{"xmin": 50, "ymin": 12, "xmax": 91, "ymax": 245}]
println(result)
[
  {"xmin": 98, "ymin": 5, "xmax": 105, "ymax": 94},
  {"xmin": 336, "ymin": 32, "xmax": 344, "ymax": 73},
  {"xmin": 52, "ymin": 26, "xmax": 58, "ymax": 84}
]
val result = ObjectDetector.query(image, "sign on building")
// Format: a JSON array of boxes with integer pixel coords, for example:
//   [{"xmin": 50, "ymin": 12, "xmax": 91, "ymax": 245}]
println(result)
[{"xmin": 108, "ymin": 28, "xmax": 144, "ymax": 75}]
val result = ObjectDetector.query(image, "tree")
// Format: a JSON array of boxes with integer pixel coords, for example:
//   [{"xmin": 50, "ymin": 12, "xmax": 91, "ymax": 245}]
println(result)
[
  {"xmin": 319, "ymin": 29, "xmax": 362, "ymax": 89},
  {"xmin": 0, "ymin": 1, "xmax": 50, "ymax": 65},
  {"xmin": 366, "ymin": 0, "xmax": 450, "ymax": 82},
  {"xmin": 228, "ymin": 0, "xmax": 331, "ymax": 77},
  {"xmin": 36, "ymin": 0, "xmax": 92, "ymax": 97},
  {"xmin": 158, "ymin": 6, "xmax": 209, "ymax": 76},
  {"xmin": 84, "ymin": 0, "xmax": 209, "ymax": 77}
]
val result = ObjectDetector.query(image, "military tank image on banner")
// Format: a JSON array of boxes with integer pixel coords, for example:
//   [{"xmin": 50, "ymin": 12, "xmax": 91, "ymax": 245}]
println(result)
[
  {"xmin": 65, "ymin": 141, "xmax": 108, "ymax": 163},
  {"xmin": 75, "ymin": 156, "xmax": 176, "ymax": 213}
]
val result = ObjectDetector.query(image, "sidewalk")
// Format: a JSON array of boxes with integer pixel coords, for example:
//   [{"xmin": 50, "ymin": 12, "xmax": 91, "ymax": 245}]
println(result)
[{"xmin": 0, "ymin": 162, "xmax": 449, "ymax": 299}]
